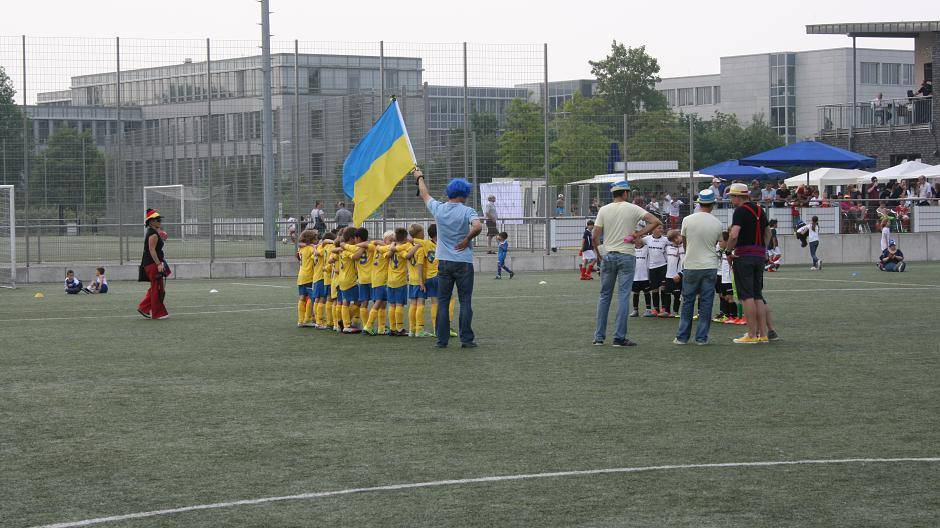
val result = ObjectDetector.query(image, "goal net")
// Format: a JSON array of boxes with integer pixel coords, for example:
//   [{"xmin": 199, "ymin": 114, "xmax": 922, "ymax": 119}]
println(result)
[
  {"xmin": 0, "ymin": 185, "xmax": 16, "ymax": 289},
  {"xmin": 143, "ymin": 185, "xmax": 190, "ymax": 240}
]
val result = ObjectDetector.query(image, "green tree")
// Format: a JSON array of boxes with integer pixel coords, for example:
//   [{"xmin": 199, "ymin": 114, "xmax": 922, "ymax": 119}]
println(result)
[
  {"xmin": 627, "ymin": 110, "xmax": 689, "ymax": 170},
  {"xmin": 549, "ymin": 94, "xmax": 611, "ymax": 186},
  {"xmin": 0, "ymin": 66, "xmax": 27, "ymax": 187},
  {"xmin": 590, "ymin": 41, "xmax": 666, "ymax": 116},
  {"xmin": 687, "ymin": 112, "xmax": 784, "ymax": 170},
  {"xmin": 497, "ymin": 99, "xmax": 544, "ymax": 180},
  {"xmin": 470, "ymin": 113, "xmax": 502, "ymax": 182},
  {"xmin": 32, "ymin": 126, "xmax": 104, "ymax": 214}
]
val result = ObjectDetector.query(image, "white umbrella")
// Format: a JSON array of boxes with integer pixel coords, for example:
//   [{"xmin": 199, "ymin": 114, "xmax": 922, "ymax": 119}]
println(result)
[
  {"xmin": 855, "ymin": 160, "xmax": 934, "ymax": 185},
  {"xmin": 784, "ymin": 167, "xmax": 871, "ymax": 187},
  {"xmin": 917, "ymin": 164, "xmax": 940, "ymax": 180}
]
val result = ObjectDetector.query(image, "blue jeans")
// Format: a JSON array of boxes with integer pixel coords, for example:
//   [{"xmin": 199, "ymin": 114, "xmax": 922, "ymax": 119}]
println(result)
[
  {"xmin": 594, "ymin": 252, "xmax": 635, "ymax": 342},
  {"xmin": 675, "ymin": 268, "xmax": 717, "ymax": 344},
  {"xmin": 436, "ymin": 260, "xmax": 474, "ymax": 346},
  {"xmin": 809, "ymin": 241, "xmax": 819, "ymax": 267}
]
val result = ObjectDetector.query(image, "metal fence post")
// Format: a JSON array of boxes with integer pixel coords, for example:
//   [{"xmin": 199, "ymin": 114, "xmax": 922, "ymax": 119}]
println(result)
[
  {"xmin": 622, "ymin": 113, "xmax": 628, "ymax": 185},
  {"xmin": 293, "ymin": 39, "xmax": 301, "ymax": 252},
  {"xmin": 542, "ymin": 43, "xmax": 550, "ymax": 256},
  {"xmin": 379, "ymin": 40, "xmax": 386, "ymax": 233},
  {"xmin": 116, "ymin": 36, "xmax": 124, "ymax": 265},
  {"xmin": 20, "ymin": 35, "xmax": 29, "ymax": 267},
  {"xmin": 463, "ymin": 42, "xmax": 471, "ymax": 205},
  {"xmin": 206, "ymin": 37, "xmax": 216, "ymax": 262},
  {"xmin": 260, "ymin": 0, "xmax": 277, "ymax": 258},
  {"xmin": 688, "ymin": 116, "xmax": 695, "ymax": 209}
]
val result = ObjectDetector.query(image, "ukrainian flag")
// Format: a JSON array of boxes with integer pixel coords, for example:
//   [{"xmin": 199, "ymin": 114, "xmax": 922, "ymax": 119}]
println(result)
[{"xmin": 343, "ymin": 99, "xmax": 417, "ymax": 227}]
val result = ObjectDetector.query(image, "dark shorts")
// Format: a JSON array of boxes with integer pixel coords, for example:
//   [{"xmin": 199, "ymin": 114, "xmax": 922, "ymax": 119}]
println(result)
[
  {"xmin": 632, "ymin": 279, "xmax": 650, "ymax": 293},
  {"xmin": 668, "ymin": 275, "xmax": 682, "ymax": 294},
  {"xmin": 426, "ymin": 276, "xmax": 439, "ymax": 298},
  {"xmin": 714, "ymin": 276, "xmax": 731, "ymax": 295},
  {"xmin": 297, "ymin": 283, "xmax": 313, "ymax": 297},
  {"xmin": 732, "ymin": 256, "xmax": 765, "ymax": 301},
  {"xmin": 371, "ymin": 285, "xmax": 387, "ymax": 302},
  {"xmin": 312, "ymin": 280, "xmax": 325, "ymax": 299},
  {"xmin": 486, "ymin": 220, "xmax": 498, "ymax": 236},
  {"xmin": 648, "ymin": 265, "xmax": 668, "ymax": 289},
  {"xmin": 358, "ymin": 283, "xmax": 372, "ymax": 303}
]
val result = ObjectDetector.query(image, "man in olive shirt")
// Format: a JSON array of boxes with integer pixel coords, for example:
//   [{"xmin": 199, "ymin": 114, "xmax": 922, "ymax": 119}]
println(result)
[
  {"xmin": 675, "ymin": 189, "xmax": 723, "ymax": 345},
  {"xmin": 591, "ymin": 181, "xmax": 662, "ymax": 347}
]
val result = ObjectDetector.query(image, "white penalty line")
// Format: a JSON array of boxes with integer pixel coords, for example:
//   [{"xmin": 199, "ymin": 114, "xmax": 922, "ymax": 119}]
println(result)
[{"xmin": 30, "ymin": 457, "xmax": 940, "ymax": 528}]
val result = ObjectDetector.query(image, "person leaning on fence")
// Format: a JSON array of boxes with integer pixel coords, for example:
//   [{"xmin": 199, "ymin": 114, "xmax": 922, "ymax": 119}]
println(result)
[
  {"xmin": 414, "ymin": 169, "xmax": 483, "ymax": 349},
  {"xmin": 137, "ymin": 208, "xmax": 170, "ymax": 320},
  {"xmin": 591, "ymin": 180, "xmax": 662, "ymax": 347}
]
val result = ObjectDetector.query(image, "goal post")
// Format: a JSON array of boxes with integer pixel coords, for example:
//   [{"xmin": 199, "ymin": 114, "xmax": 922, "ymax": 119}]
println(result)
[
  {"xmin": 143, "ymin": 185, "xmax": 186, "ymax": 240},
  {"xmin": 0, "ymin": 185, "xmax": 16, "ymax": 289}
]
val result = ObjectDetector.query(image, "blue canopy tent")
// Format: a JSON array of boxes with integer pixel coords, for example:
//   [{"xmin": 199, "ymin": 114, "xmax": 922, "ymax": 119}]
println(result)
[
  {"xmin": 699, "ymin": 160, "xmax": 786, "ymax": 181},
  {"xmin": 738, "ymin": 140, "xmax": 875, "ymax": 169}
]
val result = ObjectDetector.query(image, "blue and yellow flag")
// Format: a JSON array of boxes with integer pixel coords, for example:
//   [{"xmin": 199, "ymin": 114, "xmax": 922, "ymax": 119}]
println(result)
[{"xmin": 342, "ymin": 99, "xmax": 417, "ymax": 227}]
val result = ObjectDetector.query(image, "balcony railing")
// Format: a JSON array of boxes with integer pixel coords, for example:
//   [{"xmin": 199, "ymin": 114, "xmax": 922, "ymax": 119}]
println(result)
[{"xmin": 818, "ymin": 96, "xmax": 932, "ymax": 135}]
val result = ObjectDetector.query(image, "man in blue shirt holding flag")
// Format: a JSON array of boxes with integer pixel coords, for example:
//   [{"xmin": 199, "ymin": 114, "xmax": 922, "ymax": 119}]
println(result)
[{"xmin": 414, "ymin": 169, "xmax": 483, "ymax": 349}]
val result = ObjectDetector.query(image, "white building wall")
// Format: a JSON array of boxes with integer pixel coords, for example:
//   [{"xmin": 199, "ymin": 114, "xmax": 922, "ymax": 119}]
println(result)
[{"xmin": 719, "ymin": 54, "xmax": 770, "ymax": 124}]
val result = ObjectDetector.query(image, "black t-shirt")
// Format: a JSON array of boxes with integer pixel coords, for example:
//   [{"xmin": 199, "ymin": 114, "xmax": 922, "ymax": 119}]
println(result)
[
  {"xmin": 141, "ymin": 227, "xmax": 165, "ymax": 266},
  {"xmin": 731, "ymin": 202, "xmax": 769, "ymax": 255},
  {"xmin": 582, "ymin": 228, "xmax": 594, "ymax": 251}
]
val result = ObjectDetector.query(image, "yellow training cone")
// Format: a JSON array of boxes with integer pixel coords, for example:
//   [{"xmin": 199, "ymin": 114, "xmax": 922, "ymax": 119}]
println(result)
[{"xmin": 34, "ymin": 292, "xmax": 45, "ymax": 299}]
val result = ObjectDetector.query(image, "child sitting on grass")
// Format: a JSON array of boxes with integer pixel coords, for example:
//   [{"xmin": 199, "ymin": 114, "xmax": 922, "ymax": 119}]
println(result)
[
  {"xmin": 83, "ymin": 267, "xmax": 109, "ymax": 294},
  {"xmin": 64, "ymin": 270, "xmax": 83, "ymax": 294}
]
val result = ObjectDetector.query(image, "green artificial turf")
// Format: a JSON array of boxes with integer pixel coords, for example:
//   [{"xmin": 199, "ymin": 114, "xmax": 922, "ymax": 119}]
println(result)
[{"xmin": 2, "ymin": 264, "xmax": 939, "ymax": 527}]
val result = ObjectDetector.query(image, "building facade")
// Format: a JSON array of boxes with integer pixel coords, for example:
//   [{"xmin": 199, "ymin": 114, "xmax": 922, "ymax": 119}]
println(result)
[{"xmin": 656, "ymin": 47, "xmax": 916, "ymax": 142}]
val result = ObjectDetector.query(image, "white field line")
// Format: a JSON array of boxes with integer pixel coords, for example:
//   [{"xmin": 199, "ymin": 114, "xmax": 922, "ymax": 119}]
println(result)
[
  {"xmin": 764, "ymin": 275, "xmax": 940, "ymax": 288},
  {"xmin": 230, "ymin": 282, "xmax": 291, "ymax": 288},
  {"xmin": 0, "ymin": 302, "xmax": 293, "ymax": 316},
  {"xmin": 0, "ymin": 306, "xmax": 292, "ymax": 323},
  {"xmin": 29, "ymin": 457, "xmax": 940, "ymax": 528}
]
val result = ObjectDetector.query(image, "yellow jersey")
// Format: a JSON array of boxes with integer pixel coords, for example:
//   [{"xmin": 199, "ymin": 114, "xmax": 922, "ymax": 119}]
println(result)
[
  {"xmin": 335, "ymin": 247, "xmax": 359, "ymax": 291},
  {"xmin": 407, "ymin": 239, "xmax": 428, "ymax": 286},
  {"xmin": 423, "ymin": 239, "xmax": 438, "ymax": 279},
  {"xmin": 370, "ymin": 242, "xmax": 389, "ymax": 287},
  {"xmin": 296, "ymin": 245, "xmax": 316, "ymax": 285},
  {"xmin": 346, "ymin": 243, "xmax": 375, "ymax": 285},
  {"xmin": 384, "ymin": 242, "xmax": 410, "ymax": 289},
  {"xmin": 320, "ymin": 242, "xmax": 335, "ymax": 285},
  {"xmin": 311, "ymin": 242, "xmax": 327, "ymax": 282}
]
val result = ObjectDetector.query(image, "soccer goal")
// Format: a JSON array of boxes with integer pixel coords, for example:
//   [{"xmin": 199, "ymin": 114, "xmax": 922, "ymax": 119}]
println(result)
[
  {"xmin": 143, "ymin": 185, "xmax": 186, "ymax": 240},
  {"xmin": 0, "ymin": 185, "xmax": 16, "ymax": 289}
]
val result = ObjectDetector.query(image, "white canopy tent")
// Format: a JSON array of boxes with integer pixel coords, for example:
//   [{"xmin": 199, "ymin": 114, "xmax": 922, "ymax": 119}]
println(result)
[
  {"xmin": 855, "ymin": 160, "xmax": 935, "ymax": 184},
  {"xmin": 570, "ymin": 172, "xmax": 711, "ymax": 185},
  {"xmin": 784, "ymin": 167, "xmax": 872, "ymax": 187},
  {"xmin": 917, "ymin": 164, "xmax": 940, "ymax": 180}
]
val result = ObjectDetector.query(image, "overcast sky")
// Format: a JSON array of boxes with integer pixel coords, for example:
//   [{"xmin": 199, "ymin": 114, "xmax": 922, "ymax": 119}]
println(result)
[{"xmin": 5, "ymin": 0, "xmax": 918, "ymax": 81}]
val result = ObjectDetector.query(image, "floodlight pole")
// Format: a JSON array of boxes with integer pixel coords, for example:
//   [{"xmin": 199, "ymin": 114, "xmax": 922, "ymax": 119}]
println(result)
[
  {"xmin": 689, "ymin": 117, "xmax": 695, "ymax": 210},
  {"xmin": 206, "ymin": 38, "xmax": 216, "ymax": 262},
  {"xmin": 850, "ymin": 35, "xmax": 857, "ymax": 151},
  {"xmin": 260, "ymin": 0, "xmax": 277, "ymax": 258},
  {"xmin": 21, "ymin": 35, "xmax": 29, "ymax": 267}
]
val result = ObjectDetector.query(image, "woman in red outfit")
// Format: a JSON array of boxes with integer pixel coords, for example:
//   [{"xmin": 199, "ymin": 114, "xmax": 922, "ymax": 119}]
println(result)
[{"xmin": 137, "ymin": 209, "xmax": 169, "ymax": 319}]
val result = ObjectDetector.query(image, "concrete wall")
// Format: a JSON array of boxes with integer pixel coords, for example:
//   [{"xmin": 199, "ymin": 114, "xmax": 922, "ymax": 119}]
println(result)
[{"xmin": 13, "ymin": 233, "xmax": 939, "ymax": 284}]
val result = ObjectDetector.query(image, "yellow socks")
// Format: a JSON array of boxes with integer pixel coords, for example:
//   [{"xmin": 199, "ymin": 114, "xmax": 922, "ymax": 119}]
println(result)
[
  {"xmin": 389, "ymin": 305, "xmax": 398, "ymax": 331},
  {"xmin": 395, "ymin": 305, "xmax": 405, "ymax": 332},
  {"xmin": 304, "ymin": 298, "xmax": 314, "ymax": 324},
  {"xmin": 449, "ymin": 298, "xmax": 456, "ymax": 321},
  {"xmin": 325, "ymin": 300, "xmax": 334, "ymax": 325},
  {"xmin": 408, "ymin": 303, "xmax": 417, "ymax": 334},
  {"xmin": 430, "ymin": 302, "xmax": 438, "ymax": 330},
  {"xmin": 315, "ymin": 301, "xmax": 325, "ymax": 326},
  {"xmin": 415, "ymin": 303, "xmax": 425, "ymax": 333},
  {"xmin": 333, "ymin": 303, "xmax": 341, "ymax": 328},
  {"xmin": 341, "ymin": 304, "xmax": 352, "ymax": 328},
  {"xmin": 297, "ymin": 299, "xmax": 306, "ymax": 324},
  {"xmin": 360, "ymin": 306, "xmax": 370, "ymax": 326},
  {"xmin": 377, "ymin": 307, "xmax": 387, "ymax": 334},
  {"xmin": 366, "ymin": 307, "xmax": 377, "ymax": 331}
]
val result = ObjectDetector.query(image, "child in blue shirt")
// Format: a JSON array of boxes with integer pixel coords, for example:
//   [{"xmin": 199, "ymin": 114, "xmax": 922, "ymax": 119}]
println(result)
[{"xmin": 495, "ymin": 232, "xmax": 514, "ymax": 279}]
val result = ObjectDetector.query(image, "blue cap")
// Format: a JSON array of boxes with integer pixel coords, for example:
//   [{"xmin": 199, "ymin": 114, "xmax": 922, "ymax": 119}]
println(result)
[
  {"xmin": 445, "ymin": 178, "xmax": 472, "ymax": 199},
  {"xmin": 609, "ymin": 180, "xmax": 630, "ymax": 192},
  {"xmin": 696, "ymin": 188, "xmax": 716, "ymax": 204},
  {"xmin": 889, "ymin": 239, "xmax": 896, "ymax": 246}
]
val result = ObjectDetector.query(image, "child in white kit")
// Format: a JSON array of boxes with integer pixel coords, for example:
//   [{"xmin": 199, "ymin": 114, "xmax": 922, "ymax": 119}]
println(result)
[{"xmin": 630, "ymin": 238, "xmax": 652, "ymax": 317}]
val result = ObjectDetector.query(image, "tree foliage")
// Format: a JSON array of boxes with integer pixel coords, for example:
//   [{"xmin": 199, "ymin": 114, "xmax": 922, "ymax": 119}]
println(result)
[
  {"xmin": 590, "ymin": 41, "xmax": 666, "ymax": 116},
  {"xmin": 497, "ymin": 99, "xmax": 544, "ymax": 180},
  {"xmin": 627, "ymin": 110, "xmax": 689, "ymax": 170},
  {"xmin": 31, "ymin": 126, "xmax": 104, "ymax": 214},
  {"xmin": 688, "ymin": 112, "xmax": 784, "ymax": 169},
  {"xmin": 0, "ymin": 66, "xmax": 27, "ymax": 187},
  {"xmin": 549, "ymin": 95, "xmax": 612, "ymax": 186}
]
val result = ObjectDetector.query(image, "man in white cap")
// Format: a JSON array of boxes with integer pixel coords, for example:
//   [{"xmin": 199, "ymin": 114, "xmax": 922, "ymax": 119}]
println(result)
[
  {"xmin": 674, "ymin": 188, "xmax": 723, "ymax": 345},
  {"xmin": 591, "ymin": 180, "xmax": 662, "ymax": 347}
]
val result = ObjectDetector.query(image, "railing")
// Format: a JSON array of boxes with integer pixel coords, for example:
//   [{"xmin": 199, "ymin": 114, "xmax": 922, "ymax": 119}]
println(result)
[
  {"xmin": 8, "ymin": 201, "xmax": 940, "ymax": 265},
  {"xmin": 818, "ymin": 96, "xmax": 933, "ymax": 135}
]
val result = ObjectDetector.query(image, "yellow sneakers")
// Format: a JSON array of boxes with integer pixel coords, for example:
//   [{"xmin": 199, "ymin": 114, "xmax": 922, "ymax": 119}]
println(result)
[
  {"xmin": 758, "ymin": 336, "xmax": 770, "ymax": 344},
  {"xmin": 733, "ymin": 334, "xmax": 762, "ymax": 344}
]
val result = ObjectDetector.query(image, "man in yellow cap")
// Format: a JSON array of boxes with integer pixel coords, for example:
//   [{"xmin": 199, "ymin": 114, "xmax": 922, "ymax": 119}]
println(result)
[{"xmin": 725, "ymin": 183, "xmax": 778, "ymax": 344}]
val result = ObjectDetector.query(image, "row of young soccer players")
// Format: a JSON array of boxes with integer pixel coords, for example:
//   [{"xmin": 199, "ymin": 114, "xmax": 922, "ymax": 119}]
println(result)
[
  {"xmin": 294, "ymin": 224, "xmax": 457, "ymax": 337},
  {"xmin": 630, "ymin": 225, "xmax": 746, "ymax": 325}
]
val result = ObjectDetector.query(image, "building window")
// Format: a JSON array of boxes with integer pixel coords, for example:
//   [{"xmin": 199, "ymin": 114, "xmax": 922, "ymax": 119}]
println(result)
[
  {"xmin": 713, "ymin": 86, "xmax": 721, "ymax": 104},
  {"xmin": 310, "ymin": 153, "xmax": 323, "ymax": 178},
  {"xmin": 310, "ymin": 109, "xmax": 323, "ymax": 139},
  {"xmin": 308, "ymin": 68, "xmax": 320, "ymax": 95},
  {"xmin": 861, "ymin": 62, "xmax": 879, "ymax": 84},
  {"xmin": 695, "ymin": 86, "xmax": 712, "ymax": 105},
  {"xmin": 902, "ymin": 64, "xmax": 914, "ymax": 86},
  {"xmin": 769, "ymin": 53, "xmax": 796, "ymax": 141},
  {"xmin": 659, "ymin": 89, "xmax": 676, "ymax": 106},
  {"xmin": 882, "ymin": 63, "xmax": 901, "ymax": 85},
  {"xmin": 677, "ymin": 87, "xmax": 693, "ymax": 106},
  {"xmin": 37, "ymin": 120, "xmax": 49, "ymax": 143}
]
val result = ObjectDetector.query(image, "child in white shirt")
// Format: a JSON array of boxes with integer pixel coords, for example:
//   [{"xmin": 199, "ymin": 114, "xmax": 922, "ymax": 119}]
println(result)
[
  {"xmin": 642, "ymin": 225, "xmax": 668, "ymax": 316},
  {"xmin": 663, "ymin": 230, "xmax": 685, "ymax": 317},
  {"xmin": 630, "ymin": 238, "xmax": 652, "ymax": 317},
  {"xmin": 84, "ymin": 267, "xmax": 109, "ymax": 294}
]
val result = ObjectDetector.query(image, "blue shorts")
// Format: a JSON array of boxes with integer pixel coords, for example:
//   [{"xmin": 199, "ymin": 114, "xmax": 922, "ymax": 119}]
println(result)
[
  {"xmin": 371, "ymin": 285, "xmax": 388, "ymax": 302},
  {"xmin": 426, "ymin": 277, "xmax": 439, "ymax": 298},
  {"xmin": 387, "ymin": 285, "xmax": 407, "ymax": 305},
  {"xmin": 99, "ymin": 284, "xmax": 109, "ymax": 294},
  {"xmin": 312, "ymin": 280, "xmax": 325, "ymax": 299},
  {"xmin": 339, "ymin": 286, "xmax": 359, "ymax": 304},
  {"xmin": 322, "ymin": 284, "xmax": 332, "ymax": 299},
  {"xmin": 297, "ymin": 283, "xmax": 314, "ymax": 298},
  {"xmin": 358, "ymin": 283, "xmax": 372, "ymax": 303},
  {"xmin": 408, "ymin": 284, "xmax": 428, "ymax": 300}
]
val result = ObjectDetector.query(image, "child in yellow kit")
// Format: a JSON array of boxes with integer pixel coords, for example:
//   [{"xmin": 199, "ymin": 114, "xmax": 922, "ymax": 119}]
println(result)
[
  {"xmin": 351, "ymin": 230, "xmax": 391, "ymax": 336},
  {"xmin": 331, "ymin": 226, "xmax": 362, "ymax": 333},
  {"xmin": 347, "ymin": 227, "xmax": 374, "ymax": 331},
  {"xmin": 380, "ymin": 227, "xmax": 411, "ymax": 336},
  {"xmin": 405, "ymin": 223, "xmax": 431, "ymax": 338},
  {"xmin": 408, "ymin": 223, "xmax": 457, "ymax": 338},
  {"xmin": 316, "ymin": 232, "xmax": 336, "ymax": 329},
  {"xmin": 295, "ymin": 229, "xmax": 319, "ymax": 327}
]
